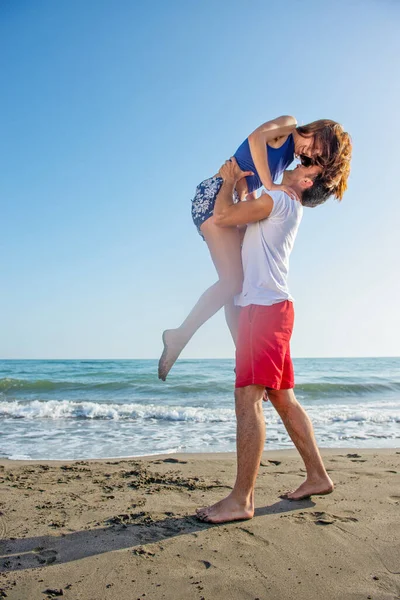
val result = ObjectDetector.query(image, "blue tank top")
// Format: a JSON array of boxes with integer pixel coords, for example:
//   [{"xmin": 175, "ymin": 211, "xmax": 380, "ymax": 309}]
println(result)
[{"xmin": 233, "ymin": 134, "xmax": 295, "ymax": 193}]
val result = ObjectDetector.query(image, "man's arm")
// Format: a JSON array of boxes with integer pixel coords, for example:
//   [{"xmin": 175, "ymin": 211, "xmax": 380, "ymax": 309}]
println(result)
[{"xmin": 214, "ymin": 159, "xmax": 274, "ymax": 228}]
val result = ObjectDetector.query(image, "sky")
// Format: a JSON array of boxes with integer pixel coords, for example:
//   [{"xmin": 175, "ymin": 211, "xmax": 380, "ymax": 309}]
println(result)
[{"xmin": 1, "ymin": 0, "xmax": 399, "ymax": 359}]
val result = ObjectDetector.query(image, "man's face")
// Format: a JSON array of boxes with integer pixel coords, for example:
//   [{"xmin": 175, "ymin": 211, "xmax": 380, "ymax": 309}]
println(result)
[{"xmin": 286, "ymin": 164, "xmax": 322, "ymax": 187}]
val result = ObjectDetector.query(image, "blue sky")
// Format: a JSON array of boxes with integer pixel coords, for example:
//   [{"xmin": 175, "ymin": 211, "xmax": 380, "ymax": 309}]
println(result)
[{"xmin": 1, "ymin": 0, "xmax": 399, "ymax": 359}]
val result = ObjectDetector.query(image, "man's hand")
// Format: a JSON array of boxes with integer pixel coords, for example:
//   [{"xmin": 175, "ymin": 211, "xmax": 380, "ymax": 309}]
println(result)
[
  {"xmin": 269, "ymin": 182, "xmax": 300, "ymax": 202},
  {"xmin": 219, "ymin": 157, "xmax": 254, "ymax": 184}
]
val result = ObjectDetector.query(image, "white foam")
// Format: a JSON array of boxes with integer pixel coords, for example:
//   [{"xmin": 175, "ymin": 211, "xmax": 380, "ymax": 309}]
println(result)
[
  {"xmin": 0, "ymin": 399, "xmax": 399, "ymax": 425},
  {"xmin": 0, "ymin": 400, "xmax": 235, "ymax": 422}
]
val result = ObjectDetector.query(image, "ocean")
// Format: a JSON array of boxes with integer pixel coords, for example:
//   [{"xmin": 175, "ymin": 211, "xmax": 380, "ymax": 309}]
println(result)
[{"xmin": 0, "ymin": 358, "xmax": 399, "ymax": 460}]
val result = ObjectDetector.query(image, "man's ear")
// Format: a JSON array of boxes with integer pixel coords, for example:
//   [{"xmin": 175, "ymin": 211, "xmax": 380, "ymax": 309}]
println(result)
[{"xmin": 303, "ymin": 177, "xmax": 314, "ymax": 189}]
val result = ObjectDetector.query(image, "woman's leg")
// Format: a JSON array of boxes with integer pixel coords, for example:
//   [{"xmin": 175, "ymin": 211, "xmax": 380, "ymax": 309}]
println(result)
[
  {"xmin": 158, "ymin": 217, "xmax": 243, "ymax": 380},
  {"xmin": 224, "ymin": 300, "xmax": 241, "ymax": 345},
  {"xmin": 224, "ymin": 224, "xmax": 246, "ymax": 343}
]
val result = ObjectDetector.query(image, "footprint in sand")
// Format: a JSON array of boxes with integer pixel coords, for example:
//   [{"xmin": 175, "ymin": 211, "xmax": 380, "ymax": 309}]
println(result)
[
  {"xmin": 388, "ymin": 496, "xmax": 400, "ymax": 504},
  {"xmin": 0, "ymin": 512, "xmax": 7, "ymax": 540},
  {"xmin": 293, "ymin": 511, "xmax": 358, "ymax": 526},
  {"xmin": 152, "ymin": 458, "xmax": 188, "ymax": 465},
  {"xmin": 32, "ymin": 548, "xmax": 58, "ymax": 564}
]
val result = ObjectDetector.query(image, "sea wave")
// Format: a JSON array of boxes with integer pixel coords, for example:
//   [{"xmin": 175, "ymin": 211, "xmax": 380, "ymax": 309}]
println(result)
[
  {"xmin": 0, "ymin": 399, "xmax": 399, "ymax": 424},
  {"xmin": 1, "ymin": 377, "xmax": 400, "ymax": 398},
  {"xmin": 0, "ymin": 377, "xmax": 232, "ymax": 395},
  {"xmin": 295, "ymin": 381, "xmax": 400, "ymax": 397},
  {"xmin": 0, "ymin": 400, "xmax": 235, "ymax": 422}
]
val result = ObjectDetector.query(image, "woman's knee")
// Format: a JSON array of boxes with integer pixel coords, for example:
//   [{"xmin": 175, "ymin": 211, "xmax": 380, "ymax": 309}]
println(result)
[{"xmin": 202, "ymin": 220, "xmax": 243, "ymax": 296}]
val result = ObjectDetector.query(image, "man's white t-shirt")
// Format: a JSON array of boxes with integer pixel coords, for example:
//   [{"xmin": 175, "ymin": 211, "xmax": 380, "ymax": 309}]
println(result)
[{"xmin": 235, "ymin": 191, "xmax": 303, "ymax": 307}]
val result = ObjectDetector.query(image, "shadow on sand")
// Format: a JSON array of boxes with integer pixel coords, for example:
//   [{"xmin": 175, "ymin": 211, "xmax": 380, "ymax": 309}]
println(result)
[{"xmin": 0, "ymin": 498, "xmax": 314, "ymax": 573}]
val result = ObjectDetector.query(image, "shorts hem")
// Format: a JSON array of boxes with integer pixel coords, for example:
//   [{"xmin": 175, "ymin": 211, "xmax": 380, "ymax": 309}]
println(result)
[{"xmin": 235, "ymin": 379, "xmax": 294, "ymax": 390}]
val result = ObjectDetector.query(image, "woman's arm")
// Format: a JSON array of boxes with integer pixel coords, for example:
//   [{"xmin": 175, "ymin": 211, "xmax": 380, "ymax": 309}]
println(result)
[{"xmin": 248, "ymin": 115, "xmax": 297, "ymax": 191}]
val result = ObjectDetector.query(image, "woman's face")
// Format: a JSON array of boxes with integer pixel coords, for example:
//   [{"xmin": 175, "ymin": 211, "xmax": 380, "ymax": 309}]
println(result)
[{"xmin": 294, "ymin": 132, "xmax": 322, "ymax": 160}]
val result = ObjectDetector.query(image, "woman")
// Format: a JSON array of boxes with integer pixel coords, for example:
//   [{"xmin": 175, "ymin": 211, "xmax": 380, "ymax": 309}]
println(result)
[{"xmin": 159, "ymin": 116, "xmax": 352, "ymax": 380}]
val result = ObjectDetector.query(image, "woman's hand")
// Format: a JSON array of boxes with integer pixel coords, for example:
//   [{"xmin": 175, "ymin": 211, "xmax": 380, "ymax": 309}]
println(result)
[
  {"xmin": 269, "ymin": 183, "xmax": 300, "ymax": 202},
  {"xmin": 219, "ymin": 157, "xmax": 253, "ymax": 184}
]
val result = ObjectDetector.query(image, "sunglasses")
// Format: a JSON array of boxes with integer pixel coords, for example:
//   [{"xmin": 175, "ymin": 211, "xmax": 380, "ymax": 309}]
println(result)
[{"xmin": 299, "ymin": 154, "xmax": 325, "ymax": 168}]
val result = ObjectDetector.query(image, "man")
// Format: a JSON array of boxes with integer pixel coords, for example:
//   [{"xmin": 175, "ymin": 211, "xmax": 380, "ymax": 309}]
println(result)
[{"xmin": 196, "ymin": 158, "xmax": 334, "ymax": 524}]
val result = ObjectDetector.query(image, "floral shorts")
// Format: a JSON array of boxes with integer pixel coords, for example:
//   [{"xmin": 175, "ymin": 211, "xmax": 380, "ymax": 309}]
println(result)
[{"xmin": 191, "ymin": 176, "xmax": 239, "ymax": 239}]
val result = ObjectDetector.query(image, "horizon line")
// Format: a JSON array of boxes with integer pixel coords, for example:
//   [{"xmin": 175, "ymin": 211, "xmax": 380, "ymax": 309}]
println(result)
[{"xmin": 0, "ymin": 356, "xmax": 399, "ymax": 361}]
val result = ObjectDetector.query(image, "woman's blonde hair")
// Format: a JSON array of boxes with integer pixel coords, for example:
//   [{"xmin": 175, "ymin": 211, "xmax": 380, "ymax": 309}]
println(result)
[{"xmin": 297, "ymin": 119, "xmax": 352, "ymax": 201}]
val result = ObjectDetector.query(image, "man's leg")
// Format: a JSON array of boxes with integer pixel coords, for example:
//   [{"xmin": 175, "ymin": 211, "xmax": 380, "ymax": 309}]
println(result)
[
  {"xmin": 196, "ymin": 384, "xmax": 265, "ymax": 523},
  {"xmin": 267, "ymin": 388, "xmax": 333, "ymax": 500}
]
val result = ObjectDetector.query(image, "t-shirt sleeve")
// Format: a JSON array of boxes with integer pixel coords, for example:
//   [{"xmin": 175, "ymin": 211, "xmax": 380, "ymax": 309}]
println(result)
[{"xmin": 269, "ymin": 191, "xmax": 292, "ymax": 220}]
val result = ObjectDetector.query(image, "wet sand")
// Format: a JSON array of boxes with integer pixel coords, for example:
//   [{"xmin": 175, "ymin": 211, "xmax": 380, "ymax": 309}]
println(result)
[{"xmin": 0, "ymin": 448, "xmax": 399, "ymax": 600}]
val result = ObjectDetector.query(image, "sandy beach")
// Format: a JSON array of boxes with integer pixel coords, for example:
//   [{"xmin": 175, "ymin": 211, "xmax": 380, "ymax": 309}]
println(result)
[{"xmin": 0, "ymin": 449, "xmax": 399, "ymax": 600}]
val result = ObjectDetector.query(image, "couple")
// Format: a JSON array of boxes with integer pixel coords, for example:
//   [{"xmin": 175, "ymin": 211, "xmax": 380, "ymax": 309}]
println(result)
[
  {"xmin": 159, "ymin": 116, "xmax": 351, "ymax": 376},
  {"xmin": 158, "ymin": 117, "xmax": 352, "ymax": 523},
  {"xmin": 194, "ymin": 157, "xmax": 334, "ymax": 523}
]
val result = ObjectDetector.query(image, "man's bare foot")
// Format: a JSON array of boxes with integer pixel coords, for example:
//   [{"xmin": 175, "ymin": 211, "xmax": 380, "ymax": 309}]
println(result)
[
  {"xmin": 196, "ymin": 494, "xmax": 254, "ymax": 524},
  {"xmin": 280, "ymin": 476, "xmax": 334, "ymax": 501},
  {"xmin": 158, "ymin": 329, "xmax": 188, "ymax": 381}
]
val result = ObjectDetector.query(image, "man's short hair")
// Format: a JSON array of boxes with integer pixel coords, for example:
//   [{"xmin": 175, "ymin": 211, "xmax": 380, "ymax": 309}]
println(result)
[{"xmin": 302, "ymin": 176, "xmax": 332, "ymax": 208}]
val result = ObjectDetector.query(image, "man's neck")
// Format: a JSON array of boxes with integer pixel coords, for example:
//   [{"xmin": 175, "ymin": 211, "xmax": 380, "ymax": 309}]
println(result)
[{"xmin": 281, "ymin": 174, "xmax": 302, "ymax": 200}]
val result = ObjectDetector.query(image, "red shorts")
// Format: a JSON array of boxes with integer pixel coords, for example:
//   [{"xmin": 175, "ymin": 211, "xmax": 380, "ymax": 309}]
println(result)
[{"xmin": 235, "ymin": 301, "xmax": 295, "ymax": 390}]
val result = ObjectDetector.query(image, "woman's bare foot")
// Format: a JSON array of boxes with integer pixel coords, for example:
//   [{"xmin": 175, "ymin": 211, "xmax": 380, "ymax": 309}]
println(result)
[
  {"xmin": 158, "ymin": 329, "xmax": 188, "ymax": 381},
  {"xmin": 280, "ymin": 476, "xmax": 334, "ymax": 501},
  {"xmin": 196, "ymin": 493, "xmax": 254, "ymax": 524}
]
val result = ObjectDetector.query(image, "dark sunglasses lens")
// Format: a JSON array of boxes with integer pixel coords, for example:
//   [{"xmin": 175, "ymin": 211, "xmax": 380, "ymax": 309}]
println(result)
[{"xmin": 300, "ymin": 155, "xmax": 312, "ymax": 167}]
